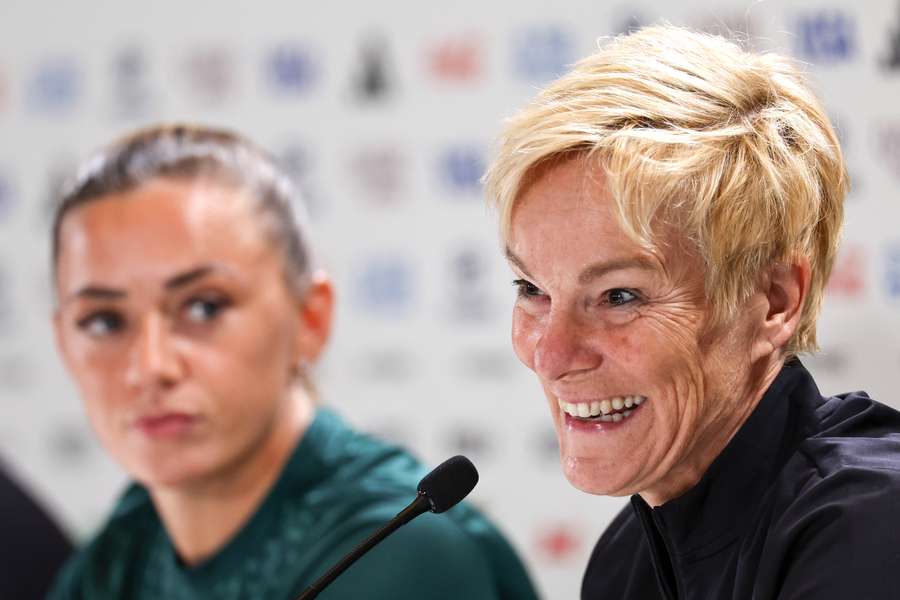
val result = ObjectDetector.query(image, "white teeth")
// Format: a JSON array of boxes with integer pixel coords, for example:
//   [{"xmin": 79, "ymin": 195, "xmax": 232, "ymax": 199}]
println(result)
[{"xmin": 558, "ymin": 396, "xmax": 647, "ymax": 419}]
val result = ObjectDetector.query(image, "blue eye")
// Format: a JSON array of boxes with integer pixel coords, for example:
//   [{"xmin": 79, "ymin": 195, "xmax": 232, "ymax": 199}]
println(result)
[
  {"xmin": 76, "ymin": 311, "xmax": 125, "ymax": 337},
  {"xmin": 605, "ymin": 289, "xmax": 638, "ymax": 306},
  {"xmin": 512, "ymin": 279, "xmax": 545, "ymax": 299},
  {"xmin": 185, "ymin": 297, "xmax": 229, "ymax": 322}
]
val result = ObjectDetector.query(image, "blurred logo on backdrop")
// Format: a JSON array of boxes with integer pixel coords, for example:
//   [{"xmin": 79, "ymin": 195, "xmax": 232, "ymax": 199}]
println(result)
[
  {"xmin": 884, "ymin": 243, "xmax": 900, "ymax": 299},
  {"xmin": 884, "ymin": 3, "xmax": 900, "ymax": 70},
  {"xmin": 443, "ymin": 423, "xmax": 493, "ymax": 462},
  {"xmin": 28, "ymin": 57, "xmax": 80, "ymax": 113},
  {"xmin": 512, "ymin": 25, "xmax": 574, "ymax": 82},
  {"xmin": 0, "ymin": 170, "xmax": 14, "ymax": 224},
  {"xmin": 427, "ymin": 33, "xmax": 484, "ymax": 83},
  {"xmin": 876, "ymin": 121, "xmax": 900, "ymax": 181},
  {"xmin": 534, "ymin": 522, "xmax": 583, "ymax": 563},
  {"xmin": 353, "ymin": 255, "xmax": 415, "ymax": 317},
  {"xmin": 348, "ymin": 145, "xmax": 406, "ymax": 205},
  {"xmin": 182, "ymin": 44, "xmax": 237, "ymax": 105},
  {"xmin": 792, "ymin": 11, "xmax": 856, "ymax": 63},
  {"xmin": 443, "ymin": 246, "xmax": 495, "ymax": 322},
  {"xmin": 826, "ymin": 244, "xmax": 866, "ymax": 298},
  {"xmin": 613, "ymin": 11, "xmax": 647, "ymax": 35},
  {"xmin": 265, "ymin": 43, "xmax": 318, "ymax": 96},
  {"xmin": 438, "ymin": 144, "xmax": 485, "ymax": 196},
  {"xmin": 275, "ymin": 140, "xmax": 327, "ymax": 221},
  {"xmin": 354, "ymin": 33, "xmax": 393, "ymax": 103},
  {"xmin": 110, "ymin": 45, "xmax": 154, "ymax": 118}
]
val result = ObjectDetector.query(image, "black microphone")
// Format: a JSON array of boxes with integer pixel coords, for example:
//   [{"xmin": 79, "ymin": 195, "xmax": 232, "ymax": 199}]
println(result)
[{"xmin": 294, "ymin": 455, "xmax": 479, "ymax": 600}]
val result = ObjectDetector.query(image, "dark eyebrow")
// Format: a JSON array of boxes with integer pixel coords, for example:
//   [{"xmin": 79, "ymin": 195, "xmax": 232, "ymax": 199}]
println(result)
[
  {"xmin": 164, "ymin": 265, "xmax": 216, "ymax": 290},
  {"xmin": 505, "ymin": 247, "xmax": 656, "ymax": 284},
  {"xmin": 68, "ymin": 287, "xmax": 127, "ymax": 302},
  {"xmin": 504, "ymin": 247, "xmax": 534, "ymax": 279},
  {"xmin": 64, "ymin": 264, "xmax": 223, "ymax": 305}
]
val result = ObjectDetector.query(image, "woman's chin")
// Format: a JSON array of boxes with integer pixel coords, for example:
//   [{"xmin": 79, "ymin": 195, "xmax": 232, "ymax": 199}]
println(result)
[{"xmin": 561, "ymin": 454, "xmax": 638, "ymax": 497}]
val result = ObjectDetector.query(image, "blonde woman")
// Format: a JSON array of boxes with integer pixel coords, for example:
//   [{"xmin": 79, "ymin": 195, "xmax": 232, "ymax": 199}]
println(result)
[{"xmin": 485, "ymin": 25, "xmax": 900, "ymax": 599}]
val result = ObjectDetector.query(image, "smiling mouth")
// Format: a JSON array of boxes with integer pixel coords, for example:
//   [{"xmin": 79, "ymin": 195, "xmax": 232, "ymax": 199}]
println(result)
[{"xmin": 557, "ymin": 395, "xmax": 646, "ymax": 423}]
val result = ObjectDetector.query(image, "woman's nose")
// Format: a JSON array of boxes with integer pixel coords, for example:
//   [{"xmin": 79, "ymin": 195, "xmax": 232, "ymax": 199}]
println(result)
[
  {"xmin": 532, "ymin": 308, "xmax": 602, "ymax": 382},
  {"xmin": 126, "ymin": 313, "xmax": 184, "ymax": 389}
]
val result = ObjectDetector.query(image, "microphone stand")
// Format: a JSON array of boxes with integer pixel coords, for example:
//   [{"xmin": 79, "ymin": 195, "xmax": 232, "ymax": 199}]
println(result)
[{"xmin": 294, "ymin": 493, "xmax": 432, "ymax": 600}]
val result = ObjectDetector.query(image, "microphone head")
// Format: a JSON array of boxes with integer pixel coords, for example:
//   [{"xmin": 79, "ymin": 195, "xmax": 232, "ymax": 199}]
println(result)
[{"xmin": 417, "ymin": 455, "xmax": 479, "ymax": 514}]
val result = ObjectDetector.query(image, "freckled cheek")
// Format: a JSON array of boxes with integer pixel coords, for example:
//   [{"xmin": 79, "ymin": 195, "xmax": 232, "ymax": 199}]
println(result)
[{"xmin": 511, "ymin": 308, "xmax": 542, "ymax": 372}]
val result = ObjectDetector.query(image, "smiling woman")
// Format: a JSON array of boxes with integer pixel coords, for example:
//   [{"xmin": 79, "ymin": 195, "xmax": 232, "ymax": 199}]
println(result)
[
  {"xmin": 485, "ymin": 25, "xmax": 900, "ymax": 600},
  {"xmin": 47, "ymin": 125, "xmax": 538, "ymax": 600}
]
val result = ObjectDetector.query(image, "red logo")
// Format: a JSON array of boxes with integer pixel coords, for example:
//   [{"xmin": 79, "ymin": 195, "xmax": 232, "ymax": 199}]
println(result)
[
  {"xmin": 826, "ymin": 244, "xmax": 866, "ymax": 298},
  {"xmin": 427, "ymin": 34, "xmax": 483, "ymax": 83},
  {"xmin": 535, "ymin": 522, "xmax": 582, "ymax": 563}
]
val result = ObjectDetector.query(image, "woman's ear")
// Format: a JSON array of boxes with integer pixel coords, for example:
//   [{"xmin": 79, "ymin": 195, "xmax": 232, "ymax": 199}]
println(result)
[
  {"xmin": 750, "ymin": 256, "xmax": 811, "ymax": 362},
  {"xmin": 293, "ymin": 271, "xmax": 334, "ymax": 365}
]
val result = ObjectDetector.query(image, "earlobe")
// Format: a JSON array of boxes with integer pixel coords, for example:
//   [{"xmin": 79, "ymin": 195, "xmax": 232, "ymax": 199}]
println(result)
[{"xmin": 752, "ymin": 257, "xmax": 811, "ymax": 361}]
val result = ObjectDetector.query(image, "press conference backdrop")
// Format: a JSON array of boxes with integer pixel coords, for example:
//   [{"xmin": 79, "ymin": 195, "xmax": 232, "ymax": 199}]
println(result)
[{"xmin": 1, "ymin": 0, "xmax": 899, "ymax": 597}]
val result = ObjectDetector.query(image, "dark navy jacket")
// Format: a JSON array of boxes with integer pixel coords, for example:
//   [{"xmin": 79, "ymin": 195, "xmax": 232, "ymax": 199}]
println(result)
[{"xmin": 582, "ymin": 360, "xmax": 900, "ymax": 599}]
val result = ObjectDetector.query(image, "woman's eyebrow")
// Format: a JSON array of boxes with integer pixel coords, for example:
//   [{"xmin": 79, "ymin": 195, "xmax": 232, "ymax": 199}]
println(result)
[
  {"xmin": 505, "ymin": 247, "xmax": 656, "ymax": 284},
  {"xmin": 164, "ymin": 265, "xmax": 216, "ymax": 290},
  {"xmin": 577, "ymin": 257, "xmax": 656, "ymax": 285}
]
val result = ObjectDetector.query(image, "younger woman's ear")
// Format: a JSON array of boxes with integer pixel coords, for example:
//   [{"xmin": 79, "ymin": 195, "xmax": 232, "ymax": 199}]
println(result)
[
  {"xmin": 750, "ymin": 256, "xmax": 811, "ymax": 362},
  {"xmin": 293, "ymin": 271, "xmax": 334, "ymax": 365}
]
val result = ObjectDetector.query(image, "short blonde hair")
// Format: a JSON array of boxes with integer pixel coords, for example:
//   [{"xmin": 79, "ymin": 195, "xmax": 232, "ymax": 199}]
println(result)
[{"xmin": 484, "ymin": 25, "xmax": 847, "ymax": 354}]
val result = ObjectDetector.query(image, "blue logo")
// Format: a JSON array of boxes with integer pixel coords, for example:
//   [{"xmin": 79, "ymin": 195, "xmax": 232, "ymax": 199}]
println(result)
[
  {"xmin": 884, "ymin": 244, "xmax": 900, "ymax": 299},
  {"xmin": 513, "ymin": 26, "xmax": 573, "ymax": 82},
  {"xmin": 438, "ymin": 145, "xmax": 485, "ymax": 194},
  {"xmin": 793, "ymin": 12, "xmax": 856, "ymax": 63},
  {"xmin": 28, "ymin": 58, "xmax": 80, "ymax": 113},
  {"xmin": 265, "ymin": 44, "xmax": 317, "ymax": 94},
  {"xmin": 354, "ymin": 256, "xmax": 414, "ymax": 316}
]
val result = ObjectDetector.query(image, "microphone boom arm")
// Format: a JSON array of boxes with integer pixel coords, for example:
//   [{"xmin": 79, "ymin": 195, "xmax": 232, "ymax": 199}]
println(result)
[{"xmin": 294, "ymin": 493, "xmax": 432, "ymax": 600}]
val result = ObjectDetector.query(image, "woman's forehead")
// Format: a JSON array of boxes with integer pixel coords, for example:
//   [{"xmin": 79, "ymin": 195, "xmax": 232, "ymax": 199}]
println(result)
[{"xmin": 55, "ymin": 180, "xmax": 276, "ymax": 292}]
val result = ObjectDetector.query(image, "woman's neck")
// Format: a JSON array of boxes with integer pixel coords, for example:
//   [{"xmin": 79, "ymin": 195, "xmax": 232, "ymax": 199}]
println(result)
[{"xmin": 150, "ymin": 388, "xmax": 315, "ymax": 566}]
